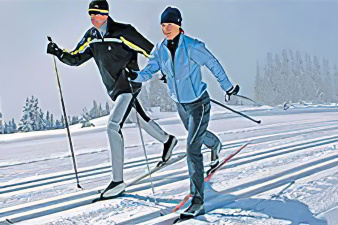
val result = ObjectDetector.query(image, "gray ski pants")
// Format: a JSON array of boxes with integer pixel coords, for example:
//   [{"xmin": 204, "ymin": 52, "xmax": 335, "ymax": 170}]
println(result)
[
  {"xmin": 176, "ymin": 91, "xmax": 220, "ymax": 204},
  {"xmin": 107, "ymin": 93, "xmax": 169, "ymax": 182}
]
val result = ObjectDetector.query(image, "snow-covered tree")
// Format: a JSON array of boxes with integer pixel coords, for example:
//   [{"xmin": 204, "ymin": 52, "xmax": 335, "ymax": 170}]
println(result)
[
  {"xmin": 61, "ymin": 115, "xmax": 65, "ymax": 129},
  {"xmin": 4, "ymin": 122, "xmax": 9, "ymax": 134},
  {"xmin": 38, "ymin": 109, "xmax": 47, "ymax": 130},
  {"xmin": 98, "ymin": 103, "xmax": 103, "ymax": 117},
  {"xmin": 312, "ymin": 56, "xmax": 324, "ymax": 102},
  {"xmin": 89, "ymin": 100, "xmax": 100, "ymax": 119},
  {"xmin": 80, "ymin": 107, "xmax": 95, "ymax": 128},
  {"xmin": 254, "ymin": 61, "xmax": 262, "ymax": 101},
  {"xmin": 104, "ymin": 102, "xmax": 110, "ymax": 116},
  {"xmin": 148, "ymin": 77, "xmax": 176, "ymax": 112},
  {"xmin": 18, "ymin": 98, "xmax": 34, "ymax": 132},
  {"xmin": 50, "ymin": 114, "xmax": 54, "ymax": 128},
  {"xmin": 334, "ymin": 64, "xmax": 338, "ymax": 100},
  {"xmin": 18, "ymin": 96, "xmax": 49, "ymax": 132},
  {"xmin": 11, "ymin": 118, "xmax": 17, "ymax": 133},
  {"xmin": 322, "ymin": 58, "xmax": 334, "ymax": 102},
  {"xmin": 55, "ymin": 119, "xmax": 61, "ymax": 129},
  {"xmin": 45, "ymin": 111, "xmax": 51, "ymax": 130},
  {"xmin": 0, "ymin": 112, "xmax": 3, "ymax": 134},
  {"xmin": 255, "ymin": 50, "xmax": 338, "ymax": 105},
  {"xmin": 72, "ymin": 116, "xmax": 79, "ymax": 125}
]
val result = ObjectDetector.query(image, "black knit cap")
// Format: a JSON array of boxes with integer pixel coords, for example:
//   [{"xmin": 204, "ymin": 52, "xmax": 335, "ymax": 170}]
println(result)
[
  {"xmin": 88, "ymin": 0, "xmax": 109, "ymax": 15},
  {"xmin": 160, "ymin": 7, "xmax": 182, "ymax": 26}
]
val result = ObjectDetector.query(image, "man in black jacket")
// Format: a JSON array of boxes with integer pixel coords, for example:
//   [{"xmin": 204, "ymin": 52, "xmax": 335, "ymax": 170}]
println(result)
[{"xmin": 47, "ymin": 0, "xmax": 177, "ymax": 199}]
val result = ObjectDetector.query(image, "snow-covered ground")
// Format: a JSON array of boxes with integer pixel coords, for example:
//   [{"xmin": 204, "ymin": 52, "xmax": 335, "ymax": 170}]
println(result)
[{"xmin": 1, "ymin": 104, "xmax": 338, "ymax": 225}]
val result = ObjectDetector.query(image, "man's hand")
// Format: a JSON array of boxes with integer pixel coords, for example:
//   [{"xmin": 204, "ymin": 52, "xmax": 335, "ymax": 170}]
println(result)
[
  {"xmin": 225, "ymin": 85, "xmax": 240, "ymax": 102},
  {"xmin": 47, "ymin": 41, "xmax": 63, "ymax": 57}
]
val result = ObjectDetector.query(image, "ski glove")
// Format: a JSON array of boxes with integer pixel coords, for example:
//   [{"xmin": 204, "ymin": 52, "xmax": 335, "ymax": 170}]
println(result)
[
  {"xmin": 47, "ymin": 42, "xmax": 63, "ymax": 57},
  {"xmin": 159, "ymin": 73, "xmax": 167, "ymax": 83},
  {"xmin": 225, "ymin": 85, "xmax": 240, "ymax": 102}
]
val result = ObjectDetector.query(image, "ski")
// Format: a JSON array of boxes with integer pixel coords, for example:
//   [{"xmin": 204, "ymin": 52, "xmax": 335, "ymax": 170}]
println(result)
[
  {"xmin": 92, "ymin": 153, "xmax": 187, "ymax": 203},
  {"xmin": 172, "ymin": 142, "xmax": 250, "ymax": 219},
  {"xmin": 205, "ymin": 142, "xmax": 250, "ymax": 180}
]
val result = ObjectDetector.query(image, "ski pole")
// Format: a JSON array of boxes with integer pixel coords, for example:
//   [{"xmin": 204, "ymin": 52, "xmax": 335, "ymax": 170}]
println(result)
[
  {"xmin": 128, "ymin": 81, "xmax": 157, "ymax": 204},
  {"xmin": 47, "ymin": 36, "xmax": 82, "ymax": 189},
  {"xmin": 134, "ymin": 108, "xmax": 158, "ymax": 203},
  {"xmin": 210, "ymin": 99, "xmax": 261, "ymax": 124}
]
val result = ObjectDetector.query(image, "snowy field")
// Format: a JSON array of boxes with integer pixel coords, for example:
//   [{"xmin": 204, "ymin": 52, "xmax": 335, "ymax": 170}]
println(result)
[{"xmin": 1, "ymin": 104, "xmax": 338, "ymax": 225}]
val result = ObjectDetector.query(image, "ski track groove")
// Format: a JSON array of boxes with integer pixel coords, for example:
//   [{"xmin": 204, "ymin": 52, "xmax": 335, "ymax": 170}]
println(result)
[
  {"xmin": 1, "ymin": 129, "xmax": 337, "ymax": 197},
  {"xmin": 1, "ymin": 117, "xmax": 338, "ymax": 223},
  {"xmin": 0, "ymin": 137, "xmax": 336, "ymax": 208},
  {"xmin": 1, "ymin": 121, "xmax": 338, "ymax": 193},
  {"xmin": 1, "ymin": 142, "xmax": 338, "ymax": 223},
  {"xmin": 1, "ymin": 117, "xmax": 337, "ymax": 169}
]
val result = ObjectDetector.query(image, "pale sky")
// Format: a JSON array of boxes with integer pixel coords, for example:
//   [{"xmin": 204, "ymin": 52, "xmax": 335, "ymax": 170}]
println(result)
[{"xmin": 0, "ymin": 0, "xmax": 337, "ymax": 122}]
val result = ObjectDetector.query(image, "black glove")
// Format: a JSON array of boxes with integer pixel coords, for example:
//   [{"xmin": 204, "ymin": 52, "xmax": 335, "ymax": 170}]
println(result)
[
  {"xmin": 47, "ymin": 41, "xmax": 63, "ymax": 57},
  {"xmin": 225, "ymin": 84, "xmax": 240, "ymax": 102},
  {"xmin": 124, "ymin": 69, "xmax": 138, "ymax": 80},
  {"xmin": 159, "ymin": 73, "xmax": 167, "ymax": 83}
]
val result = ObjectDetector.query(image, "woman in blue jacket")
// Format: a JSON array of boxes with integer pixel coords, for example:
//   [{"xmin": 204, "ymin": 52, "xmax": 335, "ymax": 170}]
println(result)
[{"xmin": 128, "ymin": 6, "xmax": 239, "ymax": 218}]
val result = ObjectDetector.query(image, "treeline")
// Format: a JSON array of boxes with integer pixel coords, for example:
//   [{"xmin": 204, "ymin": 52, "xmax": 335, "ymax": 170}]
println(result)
[
  {"xmin": 1, "ymin": 77, "xmax": 178, "ymax": 134},
  {"xmin": 0, "ymin": 96, "xmax": 112, "ymax": 134},
  {"xmin": 254, "ymin": 50, "xmax": 338, "ymax": 105}
]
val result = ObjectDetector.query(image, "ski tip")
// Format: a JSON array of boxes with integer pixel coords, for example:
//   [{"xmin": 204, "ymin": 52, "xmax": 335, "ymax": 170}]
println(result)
[
  {"xmin": 5, "ymin": 219, "xmax": 14, "ymax": 224},
  {"xmin": 173, "ymin": 217, "xmax": 181, "ymax": 224},
  {"xmin": 156, "ymin": 161, "xmax": 165, "ymax": 167},
  {"xmin": 47, "ymin": 36, "xmax": 52, "ymax": 42}
]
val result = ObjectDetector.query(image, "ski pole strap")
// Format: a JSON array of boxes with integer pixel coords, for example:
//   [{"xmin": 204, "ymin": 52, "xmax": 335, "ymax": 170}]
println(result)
[{"xmin": 210, "ymin": 99, "xmax": 261, "ymax": 124}]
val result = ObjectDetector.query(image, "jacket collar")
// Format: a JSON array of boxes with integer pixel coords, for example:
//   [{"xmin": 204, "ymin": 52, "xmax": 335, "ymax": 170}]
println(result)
[
  {"xmin": 106, "ymin": 16, "xmax": 116, "ymax": 35},
  {"xmin": 163, "ymin": 33, "xmax": 184, "ymax": 48}
]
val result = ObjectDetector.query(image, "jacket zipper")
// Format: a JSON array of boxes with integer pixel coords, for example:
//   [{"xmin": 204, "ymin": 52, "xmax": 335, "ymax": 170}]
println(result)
[{"xmin": 166, "ymin": 45, "xmax": 181, "ymax": 103}]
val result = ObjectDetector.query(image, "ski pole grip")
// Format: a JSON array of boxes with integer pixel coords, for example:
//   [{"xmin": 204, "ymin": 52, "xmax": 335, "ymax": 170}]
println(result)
[{"xmin": 47, "ymin": 36, "xmax": 53, "ymax": 42}]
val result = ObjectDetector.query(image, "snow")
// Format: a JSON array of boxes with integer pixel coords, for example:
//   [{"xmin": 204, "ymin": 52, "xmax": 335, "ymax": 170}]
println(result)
[{"xmin": 1, "ymin": 104, "xmax": 338, "ymax": 224}]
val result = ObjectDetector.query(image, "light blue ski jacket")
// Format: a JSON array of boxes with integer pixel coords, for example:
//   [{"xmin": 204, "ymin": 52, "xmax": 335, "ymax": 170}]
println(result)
[{"xmin": 134, "ymin": 34, "xmax": 232, "ymax": 103}]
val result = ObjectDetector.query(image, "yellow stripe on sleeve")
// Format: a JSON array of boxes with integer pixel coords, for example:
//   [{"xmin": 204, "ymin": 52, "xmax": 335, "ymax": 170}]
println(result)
[
  {"xmin": 120, "ymin": 37, "xmax": 153, "ymax": 58},
  {"xmin": 70, "ymin": 39, "xmax": 92, "ymax": 55}
]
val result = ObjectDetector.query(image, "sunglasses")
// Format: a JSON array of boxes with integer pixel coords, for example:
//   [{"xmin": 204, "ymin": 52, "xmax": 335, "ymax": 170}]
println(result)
[{"xmin": 90, "ymin": 14, "xmax": 108, "ymax": 20}]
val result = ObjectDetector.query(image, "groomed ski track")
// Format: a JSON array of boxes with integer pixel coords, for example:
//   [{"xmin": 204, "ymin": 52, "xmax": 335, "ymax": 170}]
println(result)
[{"xmin": 0, "ymin": 109, "xmax": 338, "ymax": 224}]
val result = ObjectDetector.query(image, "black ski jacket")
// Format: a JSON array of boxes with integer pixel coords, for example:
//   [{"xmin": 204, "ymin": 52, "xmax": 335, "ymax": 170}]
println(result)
[{"xmin": 56, "ymin": 17, "xmax": 153, "ymax": 100}]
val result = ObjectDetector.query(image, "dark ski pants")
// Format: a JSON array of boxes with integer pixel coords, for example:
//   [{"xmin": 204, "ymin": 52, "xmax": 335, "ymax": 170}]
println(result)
[
  {"xmin": 176, "ymin": 91, "xmax": 219, "ymax": 204},
  {"xmin": 107, "ymin": 92, "xmax": 169, "ymax": 182}
]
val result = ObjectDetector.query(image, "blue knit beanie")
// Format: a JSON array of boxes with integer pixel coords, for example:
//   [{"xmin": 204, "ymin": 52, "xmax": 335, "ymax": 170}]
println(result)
[{"xmin": 161, "ymin": 7, "xmax": 182, "ymax": 26}]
